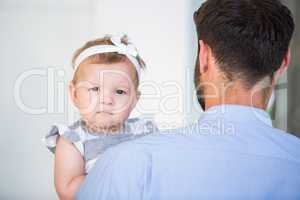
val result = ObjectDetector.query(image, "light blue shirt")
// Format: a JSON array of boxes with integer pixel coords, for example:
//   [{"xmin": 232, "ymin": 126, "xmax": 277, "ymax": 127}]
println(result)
[{"xmin": 77, "ymin": 105, "xmax": 300, "ymax": 200}]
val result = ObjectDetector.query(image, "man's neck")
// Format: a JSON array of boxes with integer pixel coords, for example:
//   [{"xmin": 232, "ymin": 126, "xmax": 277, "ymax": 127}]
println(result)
[{"xmin": 204, "ymin": 81, "xmax": 272, "ymax": 111}]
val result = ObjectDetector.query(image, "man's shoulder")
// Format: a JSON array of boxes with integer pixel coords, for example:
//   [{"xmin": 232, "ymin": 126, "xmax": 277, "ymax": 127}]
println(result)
[
  {"xmin": 105, "ymin": 127, "xmax": 188, "ymax": 157},
  {"xmin": 270, "ymin": 127, "xmax": 300, "ymax": 161},
  {"xmin": 105, "ymin": 124, "xmax": 300, "ymax": 165},
  {"xmin": 114, "ymin": 128, "xmax": 181, "ymax": 149},
  {"xmin": 238, "ymin": 122, "xmax": 300, "ymax": 165}
]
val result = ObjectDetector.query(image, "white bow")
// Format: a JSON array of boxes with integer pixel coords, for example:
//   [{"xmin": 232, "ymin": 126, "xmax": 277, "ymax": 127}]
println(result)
[
  {"xmin": 73, "ymin": 34, "xmax": 142, "ymax": 80},
  {"xmin": 110, "ymin": 34, "xmax": 139, "ymax": 57}
]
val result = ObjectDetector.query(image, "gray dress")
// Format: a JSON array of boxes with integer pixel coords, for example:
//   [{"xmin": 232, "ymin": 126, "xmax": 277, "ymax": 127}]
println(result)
[{"xmin": 43, "ymin": 117, "xmax": 158, "ymax": 173}]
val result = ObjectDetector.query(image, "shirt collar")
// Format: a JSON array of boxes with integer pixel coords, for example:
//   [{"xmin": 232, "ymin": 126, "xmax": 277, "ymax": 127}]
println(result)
[{"xmin": 199, "ymin": 104, "xmax": 273, "ymax": 127}]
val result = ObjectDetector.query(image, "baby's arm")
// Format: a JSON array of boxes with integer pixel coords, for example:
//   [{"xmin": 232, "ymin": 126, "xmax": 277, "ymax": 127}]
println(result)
[{"xmin": 54, "ymin": 137, "xmax": 86, "ymax": 200}]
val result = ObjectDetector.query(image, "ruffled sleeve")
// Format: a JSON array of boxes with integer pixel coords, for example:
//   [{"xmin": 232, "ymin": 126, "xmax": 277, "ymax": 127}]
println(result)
[{"xmin": 42, "ymin": 122, "xmax": 85, "ymax": 155}]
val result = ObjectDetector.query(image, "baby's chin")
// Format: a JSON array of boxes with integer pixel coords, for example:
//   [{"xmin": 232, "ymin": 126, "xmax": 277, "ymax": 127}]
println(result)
[
  {"xmin": 84, "ymin": 113, "xmax": 124, "ymax": 134},
  {"xmin": 87, "ymin": 124, "xmax": 122, "ymax": 134}
]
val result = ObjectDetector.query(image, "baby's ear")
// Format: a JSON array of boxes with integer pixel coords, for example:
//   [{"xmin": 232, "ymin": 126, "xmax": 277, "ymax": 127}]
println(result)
[
  {"xmin": 69, "ymin": 82, "xmax": 77, "ymax": 105},
  {"xmin": 131, "ymin": 90, "xmax": 140, "ymax": 110},
  {"xmin": 136, "ymin": 90, "xmax": 141, "ymax": 100}
]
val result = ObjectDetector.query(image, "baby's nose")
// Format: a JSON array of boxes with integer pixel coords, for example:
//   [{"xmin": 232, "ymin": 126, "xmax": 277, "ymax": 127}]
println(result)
[{"xmin": 99, "ymin": 91, "xmax": 114, "ymax": 105}]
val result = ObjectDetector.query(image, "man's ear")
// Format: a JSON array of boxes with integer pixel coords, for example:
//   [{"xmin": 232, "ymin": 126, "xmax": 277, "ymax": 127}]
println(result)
[
  {"xmin": 199, "ymin": 40, "xmax": 209, "ymax": 74},
  {"xmin": 273, "ymin": 48, "xmax": 291, "ymax": 84}
]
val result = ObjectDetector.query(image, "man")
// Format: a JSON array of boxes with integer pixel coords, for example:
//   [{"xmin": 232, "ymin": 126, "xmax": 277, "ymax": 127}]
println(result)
[{"xmin": 77, "ymin": 0, "xmax": 300, "ymax": 199}]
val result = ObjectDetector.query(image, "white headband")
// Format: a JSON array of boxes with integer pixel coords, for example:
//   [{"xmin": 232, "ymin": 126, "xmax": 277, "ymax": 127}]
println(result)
[{"xmin": 73, "ymin": 34, "xmax": 142, "ymax": 80}]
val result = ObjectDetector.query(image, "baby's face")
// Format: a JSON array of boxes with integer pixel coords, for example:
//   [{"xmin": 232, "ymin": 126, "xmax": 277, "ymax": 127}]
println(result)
[{"xmin": 70, "ymin": 62, "xmax": 138, "ymax": 133}]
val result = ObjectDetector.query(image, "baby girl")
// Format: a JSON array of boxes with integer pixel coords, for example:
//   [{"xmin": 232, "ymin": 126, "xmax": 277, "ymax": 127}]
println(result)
[{"xmin": 43, "ymin": 34, "xmax": 157, "ymax": 200}]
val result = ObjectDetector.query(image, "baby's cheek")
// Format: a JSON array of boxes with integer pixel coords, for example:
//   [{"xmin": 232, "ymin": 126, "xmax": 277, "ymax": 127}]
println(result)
[
  {"xmin": 114, "ymin": 95, "xmax": 134, "ymax": 112},
  {"xmin": 114, "ymin": 107, "xmax": 132, "ymax": 124},
  {"xmin": 76, "ymin": 90, "xmax": 98, "ymax": 112}
]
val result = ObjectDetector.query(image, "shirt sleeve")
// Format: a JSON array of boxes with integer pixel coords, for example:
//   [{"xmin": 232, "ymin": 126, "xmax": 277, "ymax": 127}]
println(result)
[
  {"xmin": 42, "ymin": 123, "xmax": 84, "ymax": 155},
  {"xmin": 76, "ymin": 143, "xmax": 152, "ymax": 200}
]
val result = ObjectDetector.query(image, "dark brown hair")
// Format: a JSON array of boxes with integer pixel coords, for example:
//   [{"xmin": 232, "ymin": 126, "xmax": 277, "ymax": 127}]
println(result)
[{"xmin": 194, "ymin": 0, "xmax": 294, "ymax": 89}]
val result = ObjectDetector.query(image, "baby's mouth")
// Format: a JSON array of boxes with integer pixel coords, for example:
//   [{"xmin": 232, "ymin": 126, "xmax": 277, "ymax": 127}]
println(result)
[{"xmin": 96, "ymin": 111, "xmax": 113, "ymax": 115}]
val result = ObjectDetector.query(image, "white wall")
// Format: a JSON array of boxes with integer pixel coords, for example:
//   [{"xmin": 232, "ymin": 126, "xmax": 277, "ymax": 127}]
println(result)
[
  {"xmin": 0, "ymin": 0, "xmax": 90, "ymax": 199},
  {"xmin": 0, "ymin": 0, "xmax": 202, "ymax": 199},
  {"xmin": 89, "ymin": 0, "xmax": 200, "ymax": 129}
]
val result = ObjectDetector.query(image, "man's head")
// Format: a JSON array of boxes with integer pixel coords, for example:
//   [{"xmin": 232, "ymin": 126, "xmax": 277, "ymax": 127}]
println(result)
[{"xmin": 193, "ymin": 0, "xmax": 294, "ymax": 110}]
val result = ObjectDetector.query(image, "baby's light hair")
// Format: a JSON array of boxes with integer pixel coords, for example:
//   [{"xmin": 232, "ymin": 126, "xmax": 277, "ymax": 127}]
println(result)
[{"xmin": 71, "ymin": 35, "xmax": 146, "ymax": 85}]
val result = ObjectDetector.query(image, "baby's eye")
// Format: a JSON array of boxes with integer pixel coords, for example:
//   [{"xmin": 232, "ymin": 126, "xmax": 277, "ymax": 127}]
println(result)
[
  {"xmin": 88, "ymin": 87, "xmax": 100, "ymax": 92},
  {"xmin": 115, "ymin": 89, "xmax": 127, "ymax": 95}
]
